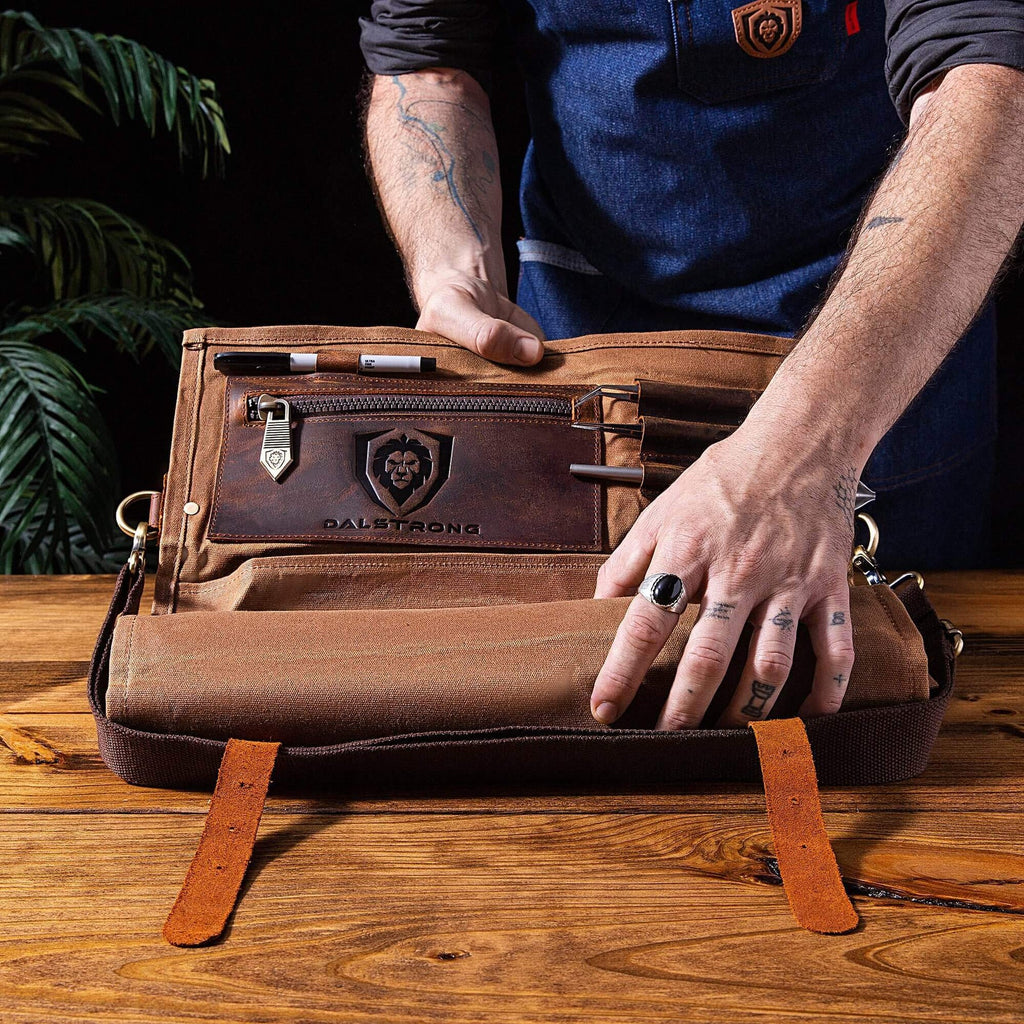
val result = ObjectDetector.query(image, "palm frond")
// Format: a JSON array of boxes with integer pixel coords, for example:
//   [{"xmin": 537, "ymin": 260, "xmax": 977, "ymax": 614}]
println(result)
[
  {"xmin": 3, "ymin": 293, "xmax": 204, "ymax": 366},
  {"xmin": 0, "ymin": 336, "xmax": 117, "ymax": 572},
  {"xmin": 0, "ymin": 221, "xmax": 29, "ymax": 249},
  {"xmin": 6, "ymin": 494, "xmax": 130, "ymax": 572},
  {"xmin": 0, "ymin": 10, "xmax": 229, "ymax": 171},
  {"xmin": 0, "ymin": 196, "xmax": 203, "ymax": 307}
]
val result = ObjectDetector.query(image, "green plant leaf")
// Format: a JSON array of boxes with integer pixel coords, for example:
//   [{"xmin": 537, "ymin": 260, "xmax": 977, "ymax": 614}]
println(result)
[
  {"xmin": 0, "ymin": 222, "xmax": 30, "ymax": 249},
  {"xmin": 1, "ymin": 196, "xmax": 204, "ymax": 308},
  {"xmin": 69, "ymin": 27, "xmax": 119, "ymax": 122},
  {"xmin": 0, "ymin": 336, "xmax": 117, "ymax": 572},
  {"xmin": 0, "ymin": 10, "xmax": 229, "ymax": 171},
  {"xmin": 2, "ymin": 293, "xmax": 203, "ymax": 367}
]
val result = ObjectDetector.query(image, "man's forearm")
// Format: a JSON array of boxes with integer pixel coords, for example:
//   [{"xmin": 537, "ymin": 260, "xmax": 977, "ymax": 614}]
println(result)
[
  {"xmin": 749, "ymin": 63, "xmax": 1024, "ymax": 468},
  {"xmin": 364, "ymin": 68, "xmax": 506, "ymax": 306}
]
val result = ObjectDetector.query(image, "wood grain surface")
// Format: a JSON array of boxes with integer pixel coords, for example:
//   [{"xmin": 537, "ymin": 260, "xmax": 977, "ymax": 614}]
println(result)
[{"xmin": 1, "ymin": 572, "xmax": 1022, "ymax": 1023}]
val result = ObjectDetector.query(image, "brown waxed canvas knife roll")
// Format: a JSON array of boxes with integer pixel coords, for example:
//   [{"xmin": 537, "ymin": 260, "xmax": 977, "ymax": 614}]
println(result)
[
  {"xmin": 105, "ymin": 584, "xmax": 930, "ymax": 746},
  {"xmin": 90, "ymin": 324, "xmax": 965, "ymax": 945}
]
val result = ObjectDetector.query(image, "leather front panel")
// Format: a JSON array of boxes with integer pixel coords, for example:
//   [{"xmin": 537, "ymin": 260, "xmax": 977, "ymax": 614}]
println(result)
[{"xmin": 209, "ymin": 379, "xmax": 604, "ymax": 551}]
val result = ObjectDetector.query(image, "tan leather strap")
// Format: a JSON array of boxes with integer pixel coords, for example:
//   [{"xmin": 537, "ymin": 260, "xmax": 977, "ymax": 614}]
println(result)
[
  {"xmin": 163, "ymin": 738, "xmax": 280, "ymax": 947},
  {"xmin": 750, "ymin": 718, "xmax": 859, "ymax": 934},
  {"xmin": 148, "ymin": 489, "xmax": 163, "ymax": 532}
]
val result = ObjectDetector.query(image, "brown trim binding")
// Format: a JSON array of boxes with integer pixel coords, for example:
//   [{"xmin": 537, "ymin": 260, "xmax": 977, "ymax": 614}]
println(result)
[
  {"xmin": 750, "ymin": 718, "xmax": 859, "ymax": 934},
  {"xmin": 163, "ymin": 738, "xmax": 280, "ymax": 947}
]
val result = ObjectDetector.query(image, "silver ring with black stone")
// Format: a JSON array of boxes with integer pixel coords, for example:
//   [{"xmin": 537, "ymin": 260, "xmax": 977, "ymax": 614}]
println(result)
[{"xmin": 638, "ymin": 573, "xmax": 688, "ymax": 615}]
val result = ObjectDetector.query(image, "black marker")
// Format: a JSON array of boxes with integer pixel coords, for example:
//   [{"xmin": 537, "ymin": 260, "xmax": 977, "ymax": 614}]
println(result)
[{"xmin": 213, "ymin": 351, "xmax": 437, "ymax": 375}]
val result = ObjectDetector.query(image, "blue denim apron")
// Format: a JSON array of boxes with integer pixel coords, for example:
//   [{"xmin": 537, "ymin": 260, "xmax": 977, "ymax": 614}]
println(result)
[{"xmin": 502, "ymin": 0, "xmax": 997, "ymax": 568}]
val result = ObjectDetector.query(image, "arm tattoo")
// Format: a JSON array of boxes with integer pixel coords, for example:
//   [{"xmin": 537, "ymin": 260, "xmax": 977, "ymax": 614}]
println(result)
[
  {"xmin": 834, "ymin": 467, "xmax": 858, "ymax": 524},
  {"xmin": 769, "ymin": 607, "xmax": 794, "ymax": 632},
  {"xmin": 702, "ymin": 601, "xmax": 736, "ymax": 621},
  {"xmin": 866, "ymin": 215, "xmax": 905, "ymax": 230},
  {"xmin": 391, "ymin": 75, "xmax": 485, "ymax": 243},
  {"xmin": 741, "ymin": 681, "xmax": 777, "ymax": 719},
  {"xmin": 830, "ymin": 611, "xmax": 846, "ymax": 626}
]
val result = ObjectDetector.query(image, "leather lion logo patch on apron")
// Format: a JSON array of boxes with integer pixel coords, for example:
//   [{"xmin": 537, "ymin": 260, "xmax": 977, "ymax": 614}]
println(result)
[
  {"xmin": 732, "ymin": 0, "xmax": 802, "ymax": 59},
  {"xmin": 355, "ymin": 427, "xmax": 454, "ymax": 516}
]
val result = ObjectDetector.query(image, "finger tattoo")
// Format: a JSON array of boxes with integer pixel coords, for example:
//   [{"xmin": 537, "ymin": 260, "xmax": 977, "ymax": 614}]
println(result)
[
  {"xmin": 769, "ymin": 607, "xmax": 794, "ymax": 632},
  {"xmin": 833, "ymin": 673, "xmax": 846, "ymax": 687},
  {"xmin": 702, "ymin": 601, "xmax": 736, "ymax": 621},
  {"xmin": 830, "ymin": 611, "xmax": 846, "ymax": 626},
  {"xmin": 741, "ymin": 680, "xmax": 777, "ymax": 719}
]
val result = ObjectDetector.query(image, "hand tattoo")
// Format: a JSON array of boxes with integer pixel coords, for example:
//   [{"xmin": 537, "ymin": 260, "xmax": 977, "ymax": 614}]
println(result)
[
  {"xmin": 769, "ymin": 607, "xmax": 794, "ymax": 632},
  {"xmin": 834, "ymin": 467, "xmax": 858, "ymax": 525},
  {"xmin": 830, "ymin": 611, "xmax": 846, "ymax": 626},
  {"xmin": 703, "ymin": 601, "xmax": 736, "ymax": 621},
  {"xmin": 741, "ymin": 681, "xmax": 777, "ymax": 719}
]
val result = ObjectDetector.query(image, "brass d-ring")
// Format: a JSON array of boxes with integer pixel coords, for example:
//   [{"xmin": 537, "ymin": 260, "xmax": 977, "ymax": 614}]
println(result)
[
  {"xmin": 115, "ymin": 490, "xmax": 160, "ymax": 539},
  {"xmin": 856, "ymin": 512, "xmax": 879, "ymax": 559}
]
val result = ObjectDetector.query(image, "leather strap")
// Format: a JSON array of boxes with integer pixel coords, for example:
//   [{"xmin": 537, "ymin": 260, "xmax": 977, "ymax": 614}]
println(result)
[
  {"xmin": 148, "ymin": 489, "xmax": 164, "ymax": 532},
  {"xmin": 750, "ymin": 718, "xmax": 859, "ymax": 934},
  {"xmin": 163, "ymin": 738, "xmax": 280, "ymax": 947}
]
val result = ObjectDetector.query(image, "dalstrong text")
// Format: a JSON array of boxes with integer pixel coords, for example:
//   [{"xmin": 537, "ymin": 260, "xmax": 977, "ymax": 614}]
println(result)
[{"xmin": 322, "ymin": 516, "xmax": 481, "ymax": 535}]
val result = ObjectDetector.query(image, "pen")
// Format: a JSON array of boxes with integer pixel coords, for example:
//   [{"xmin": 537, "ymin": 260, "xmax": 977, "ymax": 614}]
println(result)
[
  {"xmin": 570, "ymin": 464, "xmax": 877, "ymax": 509},
  {"xmin": 213, "ymin": 351, "xmax": 437, "ymax": 375}
]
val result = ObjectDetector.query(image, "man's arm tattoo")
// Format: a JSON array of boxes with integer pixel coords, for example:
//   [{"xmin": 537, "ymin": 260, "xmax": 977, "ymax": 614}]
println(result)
[
  {"xmin": 391, "ymin": 75, "xmax": 485, "ymax": 243},
  {"xmin": 865, "ymin": 215, "xmax": 905, "ymax": 230},
  {"xmin": 741, "ymin": 681, "xmax": 777, "ymax": 719}
]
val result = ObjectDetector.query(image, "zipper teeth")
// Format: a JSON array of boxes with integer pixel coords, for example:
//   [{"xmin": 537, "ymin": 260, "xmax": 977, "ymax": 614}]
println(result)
[{"xmin": 248, "ymin": 393, "xmax": 571, "ymax": 419}]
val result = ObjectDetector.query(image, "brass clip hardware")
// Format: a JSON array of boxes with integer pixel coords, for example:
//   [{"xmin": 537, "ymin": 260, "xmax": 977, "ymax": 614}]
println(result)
[
  {"xmin": 940, "ymin": 619, "xmax": 965, "ymax": 658},
  {"xmin": 850, "ymin": 512, "xmax": 887, "ymax": 586},
  {"xmin": 890, "ymin": 571, "xmax": 926, "ymax": 591},
  {"xmin": 115, "ymin": 490, "xmax": 159, "ymax": 575}
]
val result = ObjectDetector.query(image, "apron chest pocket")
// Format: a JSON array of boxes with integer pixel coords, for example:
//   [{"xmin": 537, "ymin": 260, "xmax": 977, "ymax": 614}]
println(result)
[{"xmin": 671, "ymin": 0, "xmax": 849, "ymax": 104}]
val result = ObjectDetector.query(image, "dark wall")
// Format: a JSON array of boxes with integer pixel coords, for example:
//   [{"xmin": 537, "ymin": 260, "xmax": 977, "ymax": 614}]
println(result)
[{"xmin": 13, "ymin": 3, "xmax": 1023, "ymax": 564}]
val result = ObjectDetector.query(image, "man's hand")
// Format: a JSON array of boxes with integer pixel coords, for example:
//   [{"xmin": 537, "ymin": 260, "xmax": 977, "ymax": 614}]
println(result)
[
  {"xmin": 590, "ymin": 424, "xmax": 858, "ymax": 729},
  {"xmin": 590, "ymin": 63, "xmax": 1024, "ymax": 731},
  {"xmin": 364, "ymin": 69, "xmax": 547, "ymax": 364},
  {"xmin": 415, "ymin": 270, "xmax": 546, "ymax": 365}
]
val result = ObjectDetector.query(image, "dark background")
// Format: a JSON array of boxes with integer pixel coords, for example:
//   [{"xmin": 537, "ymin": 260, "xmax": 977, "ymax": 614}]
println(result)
[{"xmin": 11, "ymin": 3, "xmax": 1023, "ymax": 564}]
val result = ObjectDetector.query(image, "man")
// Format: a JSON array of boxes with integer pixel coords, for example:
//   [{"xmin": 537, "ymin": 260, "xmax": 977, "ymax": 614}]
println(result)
[{"xmin": 359, "ymin": 1, "xmax": 1024, "ymax": 729}]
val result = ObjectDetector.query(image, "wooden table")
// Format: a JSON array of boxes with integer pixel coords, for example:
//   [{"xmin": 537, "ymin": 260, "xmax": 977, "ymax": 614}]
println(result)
[{"xmin": 1, "ymin": 573, "xmax": 1022, "ymax": 1023}]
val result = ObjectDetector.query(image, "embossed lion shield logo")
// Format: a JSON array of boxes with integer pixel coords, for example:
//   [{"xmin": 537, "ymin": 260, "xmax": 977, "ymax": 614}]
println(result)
[
  {"xmin": 732, "ymin": 0, "xmax": 802, "ymax": 59},
  {"xmin": 355, "ymin": 427, "xmax": 454, "ymax": 515}
]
